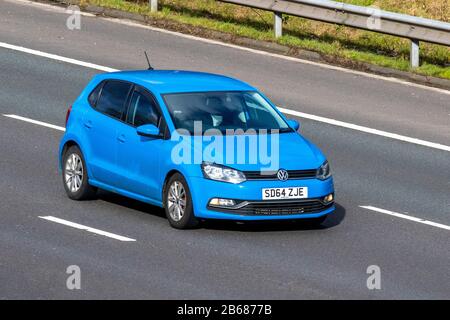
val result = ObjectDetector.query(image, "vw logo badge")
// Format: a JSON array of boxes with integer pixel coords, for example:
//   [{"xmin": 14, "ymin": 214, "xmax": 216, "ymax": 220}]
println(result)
[{"xmin": 277, "ymin": 169, "xmax": 289, "ymax": 181}]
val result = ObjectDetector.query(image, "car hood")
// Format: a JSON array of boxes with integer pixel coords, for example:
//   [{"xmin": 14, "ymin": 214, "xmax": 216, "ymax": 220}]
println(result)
[{"xmin": 183, "ymin": 132, "xmax": 326, "ymax": 171}]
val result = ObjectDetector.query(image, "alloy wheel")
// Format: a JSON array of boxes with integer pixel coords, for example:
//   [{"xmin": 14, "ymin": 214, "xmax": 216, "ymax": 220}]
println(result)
[
  {"xmin": 167, "ymin": 181, "xmax": 187, "ymax": 222},
  {"xmin": 65, "ymin": 153, "xmax": 83, "ymax": 193}
]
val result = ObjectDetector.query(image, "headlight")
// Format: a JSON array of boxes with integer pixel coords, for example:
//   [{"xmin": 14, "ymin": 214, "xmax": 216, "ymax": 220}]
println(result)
[
  {"xmin": 201, "ymin": 162, "xmax": 246, "ymax": 184},
  {"xmin": 316, "ymin": 160, "xmax": 331, "ymax": 180}
]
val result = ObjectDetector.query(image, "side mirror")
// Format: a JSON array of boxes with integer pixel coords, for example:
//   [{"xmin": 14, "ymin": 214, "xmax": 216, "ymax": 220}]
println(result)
[
  {"xmin": 136, "ymin": 124, "xmax": 161, "ymax": 138},
  {"xmin": 287, "ymin": 119, "xmax": 300, "ymax": 131}
]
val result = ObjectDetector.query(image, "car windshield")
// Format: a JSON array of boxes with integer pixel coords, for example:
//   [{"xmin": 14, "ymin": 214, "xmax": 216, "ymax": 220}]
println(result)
[{"xmin": 163, "ymin": 91, "xmax": 291, "ymax": 135}]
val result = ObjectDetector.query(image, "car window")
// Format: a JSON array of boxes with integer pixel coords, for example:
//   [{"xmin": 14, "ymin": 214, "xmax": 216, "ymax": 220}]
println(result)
[
  {"xmin": 126, "ymin": 90, "xmax": 160, "ymax": 127},
  {"xmin": 88, "ymin": 82, "xmax": 103, "ymax": 107},
  {"xmin": 243, "ymin": 95, "xmax": 279, "ymax": 129},
  {"xmin": 163, "ymin": 91, "xmax": 290, "ymax": 134},
  {"xmin": 95, "ymin": 81, "xmax": 131, "ymax": 119}
]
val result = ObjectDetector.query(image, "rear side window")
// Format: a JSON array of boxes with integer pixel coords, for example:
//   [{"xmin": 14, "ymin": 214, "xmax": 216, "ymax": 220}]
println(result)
[
  {"xmin": 95, "ymin": 81, "xmax": 131, "ymax": 119},
  {"xmin": 126, "ymin": 90, "xmax": 160, "ymax": 127},
  {"xmin": 88, "ymin": 82, "xmax": 103, "ymax": 107}
]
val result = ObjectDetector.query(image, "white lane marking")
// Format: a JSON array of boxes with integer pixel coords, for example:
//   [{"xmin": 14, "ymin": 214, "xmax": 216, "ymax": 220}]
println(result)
[
  {"xmin": 6, "ymin": 0, "xmax": 95, "ymax": 16},
  {"xmin": 279, "ymin": 108, "xmax": 450, "ymax": 152},
  {"xmin": 39, "ymin": 216, "xmax": 136, "ymax": 241},
  {"xmin": 0, "ymin": 41, "xmax": 117, "ymax": 73},
  {"xmin": 1, "ymin": 43, "xmax": 449, "ymax": 153},
  {"xmin": 3, "ymin": 114, "xmax": 65, "ymax": 131},
  {"xmin": 360, "ymin": 206, "xmax": 450, "ymax": 231},
  {"xmin": 7, "ymin": 0, "xmax": 450, "ymax": 96}
]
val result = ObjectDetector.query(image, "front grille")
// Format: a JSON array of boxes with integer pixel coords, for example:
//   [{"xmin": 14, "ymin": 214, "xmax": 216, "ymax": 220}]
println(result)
[
  {"xmin": 244, "ymin": 169, "xmax": 317, "ymax": 180},
  {"xmin": 209, "ymin": 199, "xmax": 333, "ymax": 216}
]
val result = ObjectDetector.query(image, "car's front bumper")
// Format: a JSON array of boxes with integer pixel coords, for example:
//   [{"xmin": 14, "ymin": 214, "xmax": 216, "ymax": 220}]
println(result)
[{"xmin": 188, "ymin": 176, "xmax": 335, "ymax": 220}]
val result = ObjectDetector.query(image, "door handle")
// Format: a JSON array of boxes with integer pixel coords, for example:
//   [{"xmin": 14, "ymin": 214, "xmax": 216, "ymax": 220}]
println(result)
[
  {"xmin": 84, "ymin": 120, "xmax": 93, "ymax": 129},
  {"xmin": 117, "ymin": 134, "xmax": 126, "ymax": 143}
]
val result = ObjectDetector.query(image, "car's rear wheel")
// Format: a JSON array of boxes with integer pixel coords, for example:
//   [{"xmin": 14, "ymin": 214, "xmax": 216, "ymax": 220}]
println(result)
[
  {"xmin": 164, "ymin": 173, "xmax": 199, "ymax": 229},
  {"xmin": 62, "ymin": 145, "xmax": 97, "ymax": 200}
]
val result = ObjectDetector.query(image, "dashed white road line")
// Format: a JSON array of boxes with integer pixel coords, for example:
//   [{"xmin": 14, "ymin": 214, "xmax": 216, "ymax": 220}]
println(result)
[
  {"xmin": 1, "ymin": 42, "xmax": 450, "ymax": 153},
  {"xmin": 360, "ymin": 206, "xmax": 450, "ymax": 231},
  {"xmin": 0, "ymin": 41, "xmax": 116, "ymax": 73},
  {"xmin": 39, "ymin": 216, "xmax": 136, "ymax": 241},
  {"xmin": 3, "ymin": 114, "xmax": 66, "ymax": 131}
]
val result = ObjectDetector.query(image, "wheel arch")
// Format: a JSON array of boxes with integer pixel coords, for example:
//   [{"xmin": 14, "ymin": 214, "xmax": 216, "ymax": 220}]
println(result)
[
  {"xmin": 161, "ymin": 169, "xmax": 184, "ymax": 208},
  {"xmin": 60, "ymin": 139, "xmax": 93, "ymax": 179},
  {"xmin": 61, "ymin": 140, "xmax": 79, "ymax": 156},
  {"xmin": 60, "ymin": 140, "xmax": 80, "ymax": 169}
]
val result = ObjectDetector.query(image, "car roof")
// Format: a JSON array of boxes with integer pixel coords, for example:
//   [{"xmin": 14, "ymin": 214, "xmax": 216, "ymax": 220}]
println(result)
[{"xmin": 95, "ymin": 70, "xmax": 256, "ymax": 94}]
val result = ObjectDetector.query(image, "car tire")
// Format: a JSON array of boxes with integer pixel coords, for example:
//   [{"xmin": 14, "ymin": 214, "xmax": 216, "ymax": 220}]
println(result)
[
  {"xmin": 62, "ymin": 145, "xmax": 97, "ymax": 200},
  {"xmin": 164, "ymin": 173, "xmax": 199, "ymax": 229}
]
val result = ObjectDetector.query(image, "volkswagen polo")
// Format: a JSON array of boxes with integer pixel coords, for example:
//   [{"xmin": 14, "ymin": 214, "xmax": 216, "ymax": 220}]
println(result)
[{"xmin": 59, "ymin": 70, "xmax": 334, "ymax": 229}]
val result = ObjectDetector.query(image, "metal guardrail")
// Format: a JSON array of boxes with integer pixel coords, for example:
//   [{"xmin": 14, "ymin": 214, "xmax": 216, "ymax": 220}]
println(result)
[
  {"xmin": 150, "ymin": 0, "xmax": 158, "ymax": 12},
  {"xmin": 215, "ymin": 0, "xmax": 450, "ymax": 68}
]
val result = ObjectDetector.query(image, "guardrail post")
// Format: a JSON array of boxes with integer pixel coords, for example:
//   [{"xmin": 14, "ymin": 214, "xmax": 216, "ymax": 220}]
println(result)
[
  {"xmin": 410, "ymin": 39, "xmax": 420, "ymax": 68},
  {"xmin": 274, "ymin": 12, "xmax": 282, "ymax": 38},
  {"xmin": 150, "ymin": 0, "xmax": 158, "ymax": 13}
]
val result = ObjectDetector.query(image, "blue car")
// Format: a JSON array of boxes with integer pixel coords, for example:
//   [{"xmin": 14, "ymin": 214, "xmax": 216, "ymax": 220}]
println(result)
[{"xmin": 59, "ymin": 70, "xmax": 334, "ymax": 229}]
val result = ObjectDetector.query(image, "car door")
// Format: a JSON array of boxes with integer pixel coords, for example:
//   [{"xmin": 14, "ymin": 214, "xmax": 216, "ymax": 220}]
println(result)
[
  {"xmin": 115, "ymin": 85, "xmax": 166, "ymax": 201},
  {"xmin": 83, "ymin": 80, "xmax": 132, "ymax": 186}
]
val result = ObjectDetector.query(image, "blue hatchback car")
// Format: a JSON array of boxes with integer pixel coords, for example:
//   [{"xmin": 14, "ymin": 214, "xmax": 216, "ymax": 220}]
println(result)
[{"xmin": 59, "ymin": 70, "xmax": 334, "ymax": 229}]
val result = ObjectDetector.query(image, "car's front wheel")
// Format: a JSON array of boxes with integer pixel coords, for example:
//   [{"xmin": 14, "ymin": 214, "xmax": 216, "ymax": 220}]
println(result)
[
  {"xmin": 164, "ymin": 173, "xmax": 199, "ymax": 229},
  {"xmin": 62, "ymin": 145, "xmax": 97, "ymax": 200}
]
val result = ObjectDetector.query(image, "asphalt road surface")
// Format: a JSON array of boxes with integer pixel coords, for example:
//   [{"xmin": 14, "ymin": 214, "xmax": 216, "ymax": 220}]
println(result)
[{"xmin": 0, "ymin": 0, "xmax": 449, "ymax": 299}]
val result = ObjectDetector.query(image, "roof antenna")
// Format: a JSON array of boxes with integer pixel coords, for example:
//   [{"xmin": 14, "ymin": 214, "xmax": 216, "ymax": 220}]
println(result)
[{"xmin": 144, "ymin": 51, "xmax": 154, "ymax": 70}]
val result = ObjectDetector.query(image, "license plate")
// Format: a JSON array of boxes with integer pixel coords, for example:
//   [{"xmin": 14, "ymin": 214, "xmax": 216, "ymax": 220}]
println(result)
[{"xmin": 262, "ymin": 187, "xmax": 308, "ymax": 200}]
